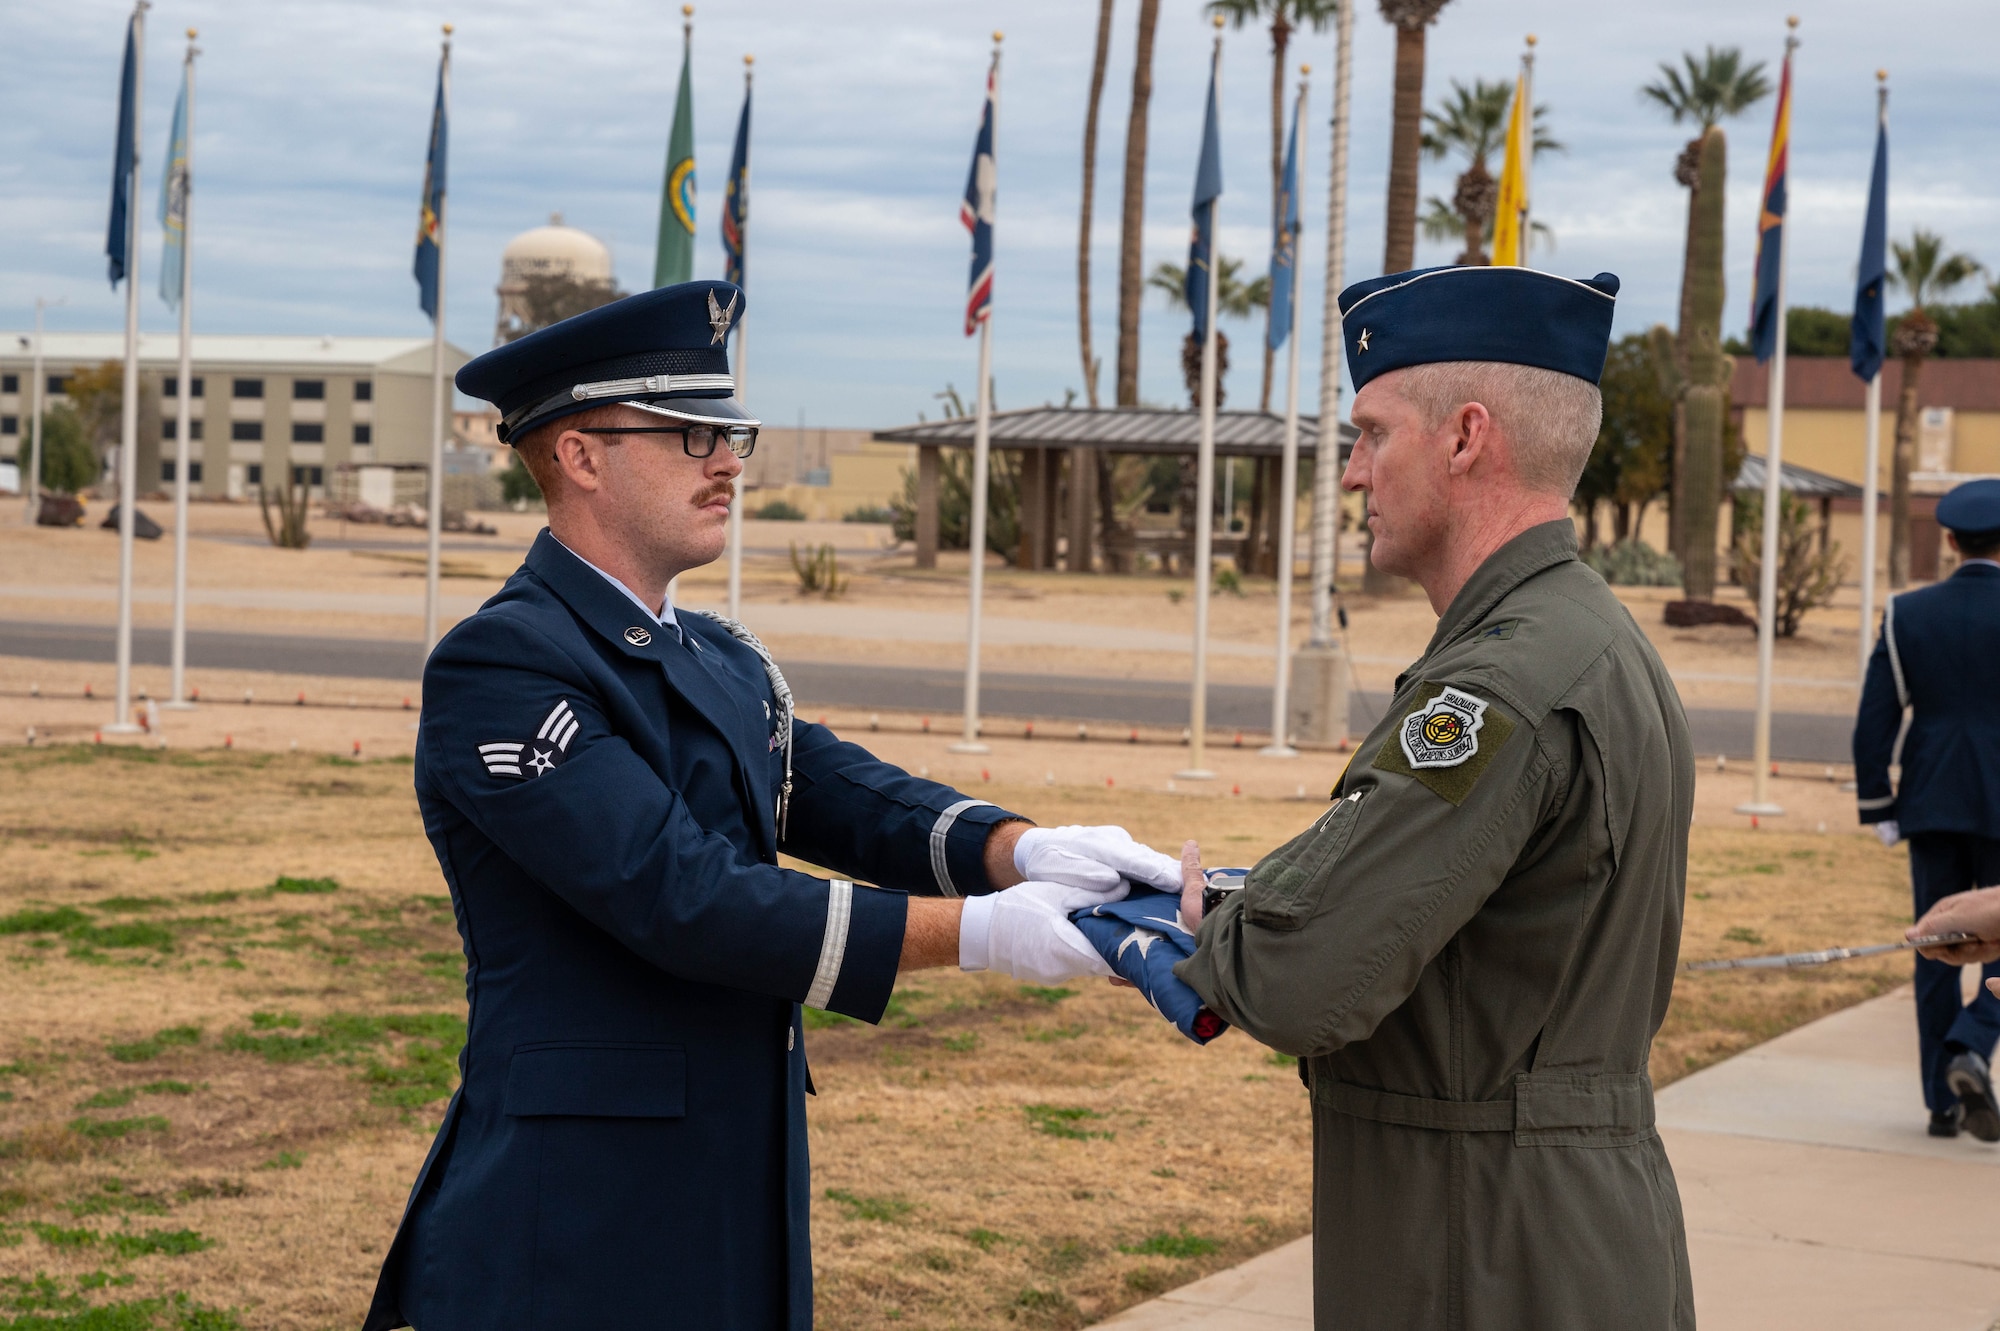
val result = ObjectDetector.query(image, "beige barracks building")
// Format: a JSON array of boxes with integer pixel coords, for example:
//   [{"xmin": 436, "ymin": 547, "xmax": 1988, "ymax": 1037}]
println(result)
[{"xmin": 0, "ymin": 332, "xmax": 469, "ymax": 499}]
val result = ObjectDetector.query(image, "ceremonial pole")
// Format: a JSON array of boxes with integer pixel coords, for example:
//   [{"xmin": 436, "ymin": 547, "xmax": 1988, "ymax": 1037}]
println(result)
[
  {"xmin": 25, "ymin": 298, "xmax": 61, "ymax": 524},
  {"xmin": 165, "ymin": 29, "xmax": 199, "ymax": 710},
  {"xmin": 726, "ymin": 53, "xmax": 753, "ymax": 623},
  {"xmin": 109, "ymin": 1, "xmax": 150, "ymax": 736},
  {"xmin": 1517, "ymin": 36, "xmax": 1535, "ymax": 258},
  {"xmin": 1306, "ymin": 0, "xmax": 1352, "ymax": 649},
  {"xmin": 1178, "ymin": 16, "xmax": 1224, "ymax": 782},
  {"xmin": 1856, "ymin": 70, "xmax": 1888, "ymax": 687},
  {"xmin": 423, "ymin": 24, "xmax": 453, "ymax": 652},
  {"xmin": 1262, "ymin": 69, "xmax": 1309, "ymax": 760},
  {"xmin": 951, "ymin": 31, "xmax": 1002, "ymax": 757},
  {"xmin": 1739, "ymin": 15, "xmax": 1799, "ymax": 821}
]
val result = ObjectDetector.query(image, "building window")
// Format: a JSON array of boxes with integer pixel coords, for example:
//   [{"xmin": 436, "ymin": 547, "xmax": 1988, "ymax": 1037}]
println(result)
[
  {"xmin": 353, "ymin": 380, "xmax": 373, "ymax": 402},
  {"xmin": 246, "ymin": 464, "xmax": 262, "ymax": 485},
  {"xmin": 47, "ymin": 374, "xmax": 66, "ymax": 396},
  {"xmin": 161, "ymin": 461, "xmax": 205, "ymax": 483},
  {"xmin": 293, "ymin": 379, "xmax": 325, "ymax": 400},
  {"xmin": 291, "ymin": 465, "xmax": 324, "ymax": 487},
  {"xmin": 352, "ymin": 423, "xmax": 372, "ymax": 445},
  {"xmin": 1, "ymin": 416, "xmax": 16, "ymax": 436},
  {"xmin": 161, "ymin": 418, "xmax": 205, "ymax": 441},
  {"xmin": 2, "ymin": 374, "xmax": 17, "ymax": 394},
  {"xmin": 291, "ymin": 422, "xmax": 324, "ymax": 443},
  {"xmin": 232, "ymin": 421, "xmax": 263, "ymax": 442},
  {"xmin": 164, "ymin": 376, "xmax": 204, "ymax": 398},
  {"xmin": 232, "ymin": 378, "xmax": 264, "ymax": 399}
]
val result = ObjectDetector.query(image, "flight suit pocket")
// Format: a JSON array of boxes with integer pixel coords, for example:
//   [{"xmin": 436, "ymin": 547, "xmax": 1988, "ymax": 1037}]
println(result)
[{"xmin": 1243, "ymin": 790, "xmax": 1367, "ymax": 931}]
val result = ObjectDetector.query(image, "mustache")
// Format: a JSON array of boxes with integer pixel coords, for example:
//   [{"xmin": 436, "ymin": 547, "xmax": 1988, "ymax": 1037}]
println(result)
[{"xmin": 694, "ymin": 482, "xmax": 737, "ymax": 507}]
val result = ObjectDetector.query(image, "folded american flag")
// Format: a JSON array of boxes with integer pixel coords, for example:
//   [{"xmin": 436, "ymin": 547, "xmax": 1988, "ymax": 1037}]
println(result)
[{"xmin": 1070, "ymin": 890, "xmax": 1228, "ymax": 1044}]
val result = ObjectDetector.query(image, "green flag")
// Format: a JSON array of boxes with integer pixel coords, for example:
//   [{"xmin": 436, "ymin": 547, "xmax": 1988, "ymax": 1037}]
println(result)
[{"xmin": 654, "ymin": 42, "xmax": 696, "ymax": 287}]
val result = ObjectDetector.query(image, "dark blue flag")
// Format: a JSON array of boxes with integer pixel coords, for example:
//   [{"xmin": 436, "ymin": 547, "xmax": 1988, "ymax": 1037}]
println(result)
[
  {"xmin": 414, "ymin": 50, "xmax": 449, "ymax": 323},
  {"xmin": 1185, "ymin": 46, "xmax": 1224, "ymax": 343},
  {"xmin": 722, "ymin": 82, "xmax": 751, "ymax": 289},
  {"xmin": 1071, "ymin": 890, "xmax": 1228, "ymax": 1045},
  {"xmin": 1850, "ymin": 114, "xmax": 1889, "ymax": 383},
  {"xmin": 1267, "ymin": 90, "xmax": 1302, "ymax": 352},
  {"xmin": 960, "ymin": 54, "xmax": 997, "ymax": 336},
  {"xmin": 106, "ymin": 10, "xmax": 140, "ymax": 288}
]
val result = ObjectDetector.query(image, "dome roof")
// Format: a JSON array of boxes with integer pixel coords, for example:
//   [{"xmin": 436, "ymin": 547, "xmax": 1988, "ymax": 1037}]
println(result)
[{"xmin": 500, "ymin": 213, "xmax": 613, "ymax": 282}]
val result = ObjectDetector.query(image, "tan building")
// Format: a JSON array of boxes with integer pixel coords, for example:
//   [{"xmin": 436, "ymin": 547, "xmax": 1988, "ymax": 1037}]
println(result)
[
  {"xmin": 1732, "ymin": 356, "xmax": 2000, "ymax": 581},
  {"xmin": 739, "ymin": 426, "xmax": 913, "ymax": 521},
  {"xmin": 0, "ymin": 332, "xmax": 469, "ymax": 501}
]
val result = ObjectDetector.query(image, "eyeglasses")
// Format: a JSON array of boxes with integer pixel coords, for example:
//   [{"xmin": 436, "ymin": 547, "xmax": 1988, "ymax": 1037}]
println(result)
[{"xmin": 576, "ymin": 423, "xmax": 758, "ymax": 460}]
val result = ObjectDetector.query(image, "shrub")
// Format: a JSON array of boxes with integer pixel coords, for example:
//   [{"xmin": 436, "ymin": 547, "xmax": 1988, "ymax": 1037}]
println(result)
[
  {"xmin": 1731, "ymin": 491, "xmax": 1849, "ymax": 637},
  {"xmin": 789, "ymin": 543, "xmax": 847, "ymax": 599},
  {"xmin": 1582, "ymin": 540, "xmax": 1684, "ymax": 587},
  {"xmin": 841, "ymin": 504, "xmax": 896, "ymax": 525},
  {"xmin": 752, "ymin": 499, "xmax": 806, "ymax": 521}
]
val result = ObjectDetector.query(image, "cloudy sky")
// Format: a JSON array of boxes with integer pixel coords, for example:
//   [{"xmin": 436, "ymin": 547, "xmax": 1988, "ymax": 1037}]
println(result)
[{"xmin": 3, "ymin": 0, "xmax": 1995, "ymax": 429}]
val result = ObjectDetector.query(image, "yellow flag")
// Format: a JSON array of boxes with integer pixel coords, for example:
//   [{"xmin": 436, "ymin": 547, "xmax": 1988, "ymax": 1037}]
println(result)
[{"xmin": 1490, "ymin": 73, "xmax": 1529, "ymax": 267}]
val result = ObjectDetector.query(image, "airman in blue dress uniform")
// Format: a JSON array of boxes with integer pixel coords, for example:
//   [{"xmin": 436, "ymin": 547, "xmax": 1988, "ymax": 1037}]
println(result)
[
  {"xmin": 362, "ymin": 281, "xmax": 1178, "ymax": 1331},
  {"xmin": 1855, "ymin": 477, "xmax": 2000, "ymax": 1141}
]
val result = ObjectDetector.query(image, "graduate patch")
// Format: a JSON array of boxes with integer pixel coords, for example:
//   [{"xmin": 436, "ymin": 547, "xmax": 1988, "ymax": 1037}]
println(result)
[
  {"xmin": 1400, "ymin": 687, "xmax": 1488, "ymax": 769},
  {"xmin": 1372, "ymin": 682, "xmax": 1515, "ymax": 805}
]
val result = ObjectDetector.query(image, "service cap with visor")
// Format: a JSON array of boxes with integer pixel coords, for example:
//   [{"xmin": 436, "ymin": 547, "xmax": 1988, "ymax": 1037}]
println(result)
[{"xmin": 456, "ymin": 278, "xmax": 761, "ymax": 447}]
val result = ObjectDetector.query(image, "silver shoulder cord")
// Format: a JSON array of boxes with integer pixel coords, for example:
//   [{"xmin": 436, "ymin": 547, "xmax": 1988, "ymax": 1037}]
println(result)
[{"xmin": 695, "ymin": 610, "xmax": 795, "ymax": 841}]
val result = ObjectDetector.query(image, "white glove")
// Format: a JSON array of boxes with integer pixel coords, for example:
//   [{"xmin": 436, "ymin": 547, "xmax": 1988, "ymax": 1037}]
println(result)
[
  {"xmin": 1875, "ymin": 821, "xmax": 1901, "ymax": 848},
  {"xmin": 959, "ymin": 882, "xmax": 1114, "ymax": 983},
  {"xmin": 1014, "ymin": 825, "xmax": 1180, "ymax": 897}
]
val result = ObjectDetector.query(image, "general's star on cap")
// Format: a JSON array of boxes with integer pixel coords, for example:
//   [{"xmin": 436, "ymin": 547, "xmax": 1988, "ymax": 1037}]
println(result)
[{"xmin": 1357, "ymin": 328, "xmax": 1371, "ymax": 352}]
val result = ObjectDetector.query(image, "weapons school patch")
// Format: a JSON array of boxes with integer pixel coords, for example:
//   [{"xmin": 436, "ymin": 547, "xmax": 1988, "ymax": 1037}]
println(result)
[{"xmin": 1372, "ymin": 682, "xmax": 1515, "ymax": 805}]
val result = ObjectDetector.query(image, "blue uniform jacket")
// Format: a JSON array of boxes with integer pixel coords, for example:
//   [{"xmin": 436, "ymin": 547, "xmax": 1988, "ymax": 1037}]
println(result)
[
  {"xmin": 364, "ymin": 532, "xmax": 1018, "ymax": 1331},
  {"xmin": 1853, "ymin": 561, "xmax": 2000, "ymax": 836}
]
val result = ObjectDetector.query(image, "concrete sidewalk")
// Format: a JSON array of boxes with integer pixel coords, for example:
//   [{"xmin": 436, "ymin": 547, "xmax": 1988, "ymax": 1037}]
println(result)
[{"xmin": 1098, "ymin": 984, "xmax": 2000, "ymax": 1330}]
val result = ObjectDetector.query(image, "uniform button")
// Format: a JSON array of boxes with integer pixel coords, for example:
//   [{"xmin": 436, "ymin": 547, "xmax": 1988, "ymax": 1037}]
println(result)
[{"xmin": 787, "ymin": 1027, "xmax": 795, "ymax": 1051}]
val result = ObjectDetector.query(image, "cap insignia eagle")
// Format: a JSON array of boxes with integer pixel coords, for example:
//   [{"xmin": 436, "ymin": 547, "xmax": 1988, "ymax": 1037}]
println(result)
[{"xmin": 708, "ymin": 290, "xmax": 739, "ymax": 346}]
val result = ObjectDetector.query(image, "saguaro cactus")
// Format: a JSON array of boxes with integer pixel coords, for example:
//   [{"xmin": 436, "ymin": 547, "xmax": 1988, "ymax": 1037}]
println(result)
[{"xmin": 1651, "ymin": 125, "xmax": 1731, "ymax": 602}]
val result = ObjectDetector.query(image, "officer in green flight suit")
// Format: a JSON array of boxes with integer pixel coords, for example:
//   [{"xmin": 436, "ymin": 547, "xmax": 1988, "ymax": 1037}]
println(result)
[{"xmin": 1177, "ymin": 266, "xmax": 1696, "ymax": 1330}]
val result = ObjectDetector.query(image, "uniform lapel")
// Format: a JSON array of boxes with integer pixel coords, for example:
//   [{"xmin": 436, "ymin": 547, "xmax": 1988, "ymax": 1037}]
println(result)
[{"xmin": 525, "ymin": 531, "xmax": 773, "ymax": 845}]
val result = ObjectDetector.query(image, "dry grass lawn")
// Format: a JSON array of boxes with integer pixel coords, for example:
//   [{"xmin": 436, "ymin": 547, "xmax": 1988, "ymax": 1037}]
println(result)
[{"xmin": 0, "ymin": 746, "xmax": 1915, "ymax": 1329}]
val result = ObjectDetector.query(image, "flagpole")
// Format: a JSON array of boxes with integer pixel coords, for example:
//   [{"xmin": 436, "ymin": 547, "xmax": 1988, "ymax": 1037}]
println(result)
[
  {"xmin": 1307, "ymin": 0, "xmax": 1352, "ymax": 650},
  {"xmin": 1179, "ymin": 16, "xmax": 1224, "ymax": 783},
  {"xmin": 726, "ymin": 53, "xmax": 752, "ymax": 623},
  {"xmin": 165, "ymin": 29, "xmax": 198, "ymax": 710},
  {"xmin": 1518, "ymin": 36, "xmax": 1535, "ymax": 261},
  {"xmin": 26, "ymin": 298, "xmax": 60, "ymax": 524},
  {"xmin": 109, "ymin": 0, "xmax": 150, "ymax": 736},
  {"xmin": 1857, "ymin": 69, "xmax": 1887, "ymax": 688},
  {"xmin": 1740, "ymin": 15, "xmax": 1799, "ymax": 821},
  {"xmin": 424, "ymin": 24, "xmax": 453, "ymax": 652},
  {"xmin": 952, "ymin": 32, "xmax": 1002, "ymax": 757},
  {"xmin": 1262, "ymin": 69, "xmax": 1308, "ymax": 760}
]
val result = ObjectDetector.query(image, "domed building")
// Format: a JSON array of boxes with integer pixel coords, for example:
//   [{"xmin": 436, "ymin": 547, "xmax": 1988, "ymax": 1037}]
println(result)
[{"xmin": 492, "ymin": 214, "xmax": 616, "ymax": 344}]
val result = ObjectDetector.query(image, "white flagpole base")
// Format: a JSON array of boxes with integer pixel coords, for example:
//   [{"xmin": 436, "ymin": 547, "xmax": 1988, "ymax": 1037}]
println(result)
[
  {"xmin": 1173, "ymin": 767, "xmax": 1216, "ymax": 781},
  {"xmin": 1257, "ymin": 744, "xmax": 1299, "ymax": 759},
  {"xmin": 946, "ymin": 741, "xmax": 991, "ymax": 755},
  {"xmin": 103, "ymin": 723, "xmax": 145, "ymax": 735},
  {"xmin": 160, "ymin": 700, "xmax": 197, "ymax": 711},
  {"xmin": 1733, "ymin": 802, "xmax": 1785, "ymax": 817}
]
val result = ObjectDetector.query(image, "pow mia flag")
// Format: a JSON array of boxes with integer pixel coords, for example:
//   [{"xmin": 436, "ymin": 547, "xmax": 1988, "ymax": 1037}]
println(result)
[{"xmin": 480, "ymin": 699, "xmax": 581, "ymax": 780}]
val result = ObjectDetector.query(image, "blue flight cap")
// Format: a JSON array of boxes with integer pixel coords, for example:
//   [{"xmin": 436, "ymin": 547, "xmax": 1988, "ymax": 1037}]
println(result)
[
  {"xmin": 1338, "ymin": 267, "xmax": 1621, "ymax": 393},
  {"xmin": 457, "ymin": 280, "xmax": 758, "ymax": 444},
  {"xmin": 1937, "ymin": 478, "xmax": 2000, "ymax": 537}
]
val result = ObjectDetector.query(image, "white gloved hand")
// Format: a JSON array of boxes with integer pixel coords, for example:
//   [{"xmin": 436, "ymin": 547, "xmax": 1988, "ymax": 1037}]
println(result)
[
  {"xmin": 1875, "ymin": 820, "xmax": 1901, "ymax": 848},
  {"xmin": 959, "ymin": 881, "xmax": 1114, "ymax": 983},
  {"xmin": 1014, "ymin": 825, "xmax": 1181, "ymax": 897}
]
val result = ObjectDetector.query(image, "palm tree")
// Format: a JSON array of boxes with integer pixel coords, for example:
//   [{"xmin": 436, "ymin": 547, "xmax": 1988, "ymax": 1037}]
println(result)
[
  {"xmin": 1206, "ymin": 0, "xmax": 1340, "ymax": 412},
  {"xmin": 1641, "ymin": 47, "xmax": 1769, "ymax": 562},
  {"xmin": 1377, "ymin": 0, "xmax": 1453, "ymax": 275},
  {"xmin": 1146, "ymin": 256, "xmax": 1270, "ymax": 408},
  {"xmin": 1115, "ymin": 0, "xmax": 1163, "ymax": 409},
  {"xmin": 1887, "ymin": 230, "xmax": 1984, "ymax": 587},
  {"xmin": 1419, "ymin": 78, "xmax": 1559, "ymax": 265},
  {"xmin": 1077, "ymin": 0, "xmax": 1116, "ymax": 410}
]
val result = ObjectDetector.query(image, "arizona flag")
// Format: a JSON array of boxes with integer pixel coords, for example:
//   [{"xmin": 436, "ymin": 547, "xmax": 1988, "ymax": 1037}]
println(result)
[
  {"xmin": 960, "ymin": 53, "xmax": 998, "ymax": 336},
  {"xmin": 1749, "ymin": 46, "xmax": 1793, "ymax": 364}
]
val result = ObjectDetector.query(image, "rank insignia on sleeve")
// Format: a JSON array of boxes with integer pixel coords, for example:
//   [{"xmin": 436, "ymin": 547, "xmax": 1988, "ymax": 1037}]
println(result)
[
  {"xmin": 1372, "ymin": 682, "xmax": 1516, "ymax": 806},
  {"xmin": 478, "ymin": 699, "xmax": 581, "ymax": 781},
  {"xmin": 1399, "ymin": 686, "xmax": 1487, "ymax": 769}
]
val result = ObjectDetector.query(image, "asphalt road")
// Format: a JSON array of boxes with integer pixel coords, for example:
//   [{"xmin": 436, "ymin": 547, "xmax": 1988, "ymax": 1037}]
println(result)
[{"xmin": 0, "ymin": 619, "xmax": 1857, "ymax": 763}]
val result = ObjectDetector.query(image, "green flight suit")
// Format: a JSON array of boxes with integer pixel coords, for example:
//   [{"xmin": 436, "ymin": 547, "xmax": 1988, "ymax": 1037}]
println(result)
[{"xmin": 1179, "ymin": 521, "xmax": 1696, "ymax": 1330}]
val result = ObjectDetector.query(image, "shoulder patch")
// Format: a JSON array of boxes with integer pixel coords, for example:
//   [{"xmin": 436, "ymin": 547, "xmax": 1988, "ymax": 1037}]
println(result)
[
  {"xmin": 1372, "ymin": 682, "xmax": 1516, "ymax": 805},
  {"xmin": 478, "ymin": 698, "xmax": 581, "ymax": 781}
]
